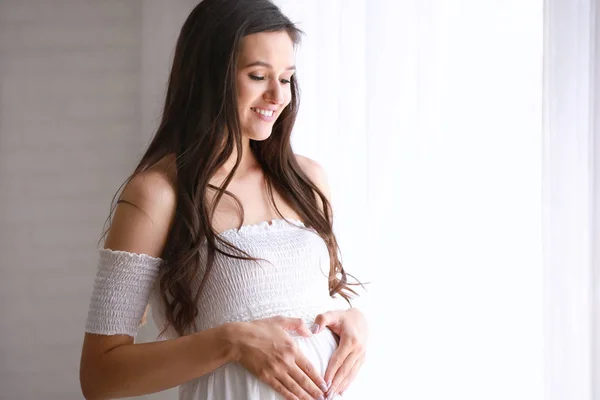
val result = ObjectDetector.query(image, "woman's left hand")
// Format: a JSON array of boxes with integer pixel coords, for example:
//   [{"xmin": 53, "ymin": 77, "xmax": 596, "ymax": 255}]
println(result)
[{"xmin": 312, "ymin": 307, "xmax": 368, "ymax": 398}]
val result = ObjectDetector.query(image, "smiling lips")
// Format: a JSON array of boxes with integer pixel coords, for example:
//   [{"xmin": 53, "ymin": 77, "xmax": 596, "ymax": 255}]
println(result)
[{"xmin": 251, "ymin": 107, "xmax": 276, "ymax": 119}]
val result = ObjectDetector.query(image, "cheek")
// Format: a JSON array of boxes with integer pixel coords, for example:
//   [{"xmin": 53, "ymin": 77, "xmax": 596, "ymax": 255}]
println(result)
[
  {"xmin": 284, "ymin": 89, "xmax": 293, "ymax": 107},
  {"xmin": 237, "ymin": 87, "xmax": 250, "ymax": 107},
  {"xmin": 236, "ymin": 79, "xmax": 254, "ymax": 107}
]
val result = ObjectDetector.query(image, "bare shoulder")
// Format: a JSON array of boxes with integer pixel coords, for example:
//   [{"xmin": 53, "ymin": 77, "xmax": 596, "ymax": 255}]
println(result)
[
  {"xmin": 295, "ymin": 153, "xmax": 331, "ymax": 202},
  {"xmin": 103, "ymin": 154, "xmax": 178, "ymax": 258}
]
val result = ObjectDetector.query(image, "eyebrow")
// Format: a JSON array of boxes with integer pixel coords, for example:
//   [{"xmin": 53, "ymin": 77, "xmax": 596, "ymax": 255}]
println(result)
[{"xmin": 244, "ymin": 61, "xmax": 296, "ymax": 71}]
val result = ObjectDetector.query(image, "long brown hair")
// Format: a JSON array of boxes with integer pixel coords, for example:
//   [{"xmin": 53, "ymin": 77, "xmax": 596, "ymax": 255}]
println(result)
[{"xmin": 103, "ymin": 0, "xmax": 360, "ymax": 337}]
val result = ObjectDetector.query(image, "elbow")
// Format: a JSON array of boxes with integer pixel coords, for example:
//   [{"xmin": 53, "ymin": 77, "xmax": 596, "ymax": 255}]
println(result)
[
  {"xmin": 80, "ymin": 383, "xmax": 98, "ymax": 400},
  {"xmin": 80, "ymin": 381, "xmax": 110, "ymax": 400},
  {"xmin": 80, "ymin": 375, "xmax": 98, "ymax": 400},
  {"xmin": 80, "ymin": 366, "xmax": 108, "ymax": 400},
  {"xmin": 81, "ymin": 390, "xmax": 100, "ymax": 400},
  {"xmin": 81, "ymin": 363, "xmax": 128, "ymax": 400}
]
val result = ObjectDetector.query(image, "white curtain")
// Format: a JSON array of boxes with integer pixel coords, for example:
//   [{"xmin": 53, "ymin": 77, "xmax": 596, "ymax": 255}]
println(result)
[
  {"xmin": 543, "ymin": 1, "xmax": 599, "ymax": 400},
  {"xmin": 139, "ymin": 1, "xmax": 551, "ymax": 399},
  {"xmin": 277, "ymin": 1, "xmax": 544, "ymax": 399}
]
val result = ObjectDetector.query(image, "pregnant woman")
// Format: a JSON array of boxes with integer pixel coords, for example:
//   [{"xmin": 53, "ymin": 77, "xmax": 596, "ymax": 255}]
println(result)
[{"xmin": 79, "ymin": 1, "xmax": 368, "ymax": 399}]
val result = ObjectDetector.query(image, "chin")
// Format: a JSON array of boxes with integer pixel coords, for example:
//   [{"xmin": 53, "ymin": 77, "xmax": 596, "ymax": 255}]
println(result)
[{"xmin": 247, "ymin": 129, "xmax": 273, "ymax": 142}]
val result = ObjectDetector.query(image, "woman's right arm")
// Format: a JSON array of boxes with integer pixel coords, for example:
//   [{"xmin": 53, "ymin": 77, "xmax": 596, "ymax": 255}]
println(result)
[
  {"xmin": 80, "ymin": 324, "xmax": 236, "ymax": 399},
  {"xmin": 80, "ymin": 165, "xmax": 208, "ymax": 399}
]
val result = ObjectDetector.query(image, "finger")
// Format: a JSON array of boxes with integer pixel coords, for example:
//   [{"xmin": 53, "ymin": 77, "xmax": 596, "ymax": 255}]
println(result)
[
  {"xmin": 323, "ymin": 336, "xmax": 353, "ymax": 385},
  {"xmin": 327, "ymin": 351, "xmax": 360, "ymax": 397},
  {"xmin": 296, "ymin": 352, "xmax": 328, "ymax": 390},
  {"xmin": 264, "ymin": 376, "xmax": 299, "ymax": 400},
  {"xmin": 296, "ymin": 353, "xmax": 327, "ymax": 395},
  {"xmin": 289, "ymin": 365, "xmax": 326, "ymax": 399},
  {"xmin": 279, "ymin": 373, "xmax": 316, "ymax": 400},
  {"xmin": 278, "ymin": 317, "xmax": 312, "ymax": 338},
  {"xmin": 312, "ymin": 311, "xmax": 340, "ymax": 334},
  {"xmin": 337, "ymin": 356, "xmax": 365, "ymax": 395}
]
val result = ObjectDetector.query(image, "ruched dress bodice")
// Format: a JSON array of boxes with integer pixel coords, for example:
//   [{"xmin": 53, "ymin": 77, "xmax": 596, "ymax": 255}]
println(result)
[{"xmin": 85, "ymin": 218, "xmax": 347, "ymax": 399}]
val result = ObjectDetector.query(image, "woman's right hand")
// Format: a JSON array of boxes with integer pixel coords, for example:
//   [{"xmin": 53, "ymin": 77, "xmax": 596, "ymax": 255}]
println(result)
[{"xmin": 227, "ymin": 316, "xmax": 328, "ymax": 400}]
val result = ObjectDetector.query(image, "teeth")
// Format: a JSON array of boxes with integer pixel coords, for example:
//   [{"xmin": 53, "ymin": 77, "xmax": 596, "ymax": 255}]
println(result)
[{"xmin": 252, "ymin": 107, "xmax": 274, "ymax": 117}]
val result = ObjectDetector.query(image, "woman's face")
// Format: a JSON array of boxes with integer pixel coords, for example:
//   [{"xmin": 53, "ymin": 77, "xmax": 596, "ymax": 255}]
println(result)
[{"xmin": 236, "ymin": 31, "xmax": 296, "ymax": 141}]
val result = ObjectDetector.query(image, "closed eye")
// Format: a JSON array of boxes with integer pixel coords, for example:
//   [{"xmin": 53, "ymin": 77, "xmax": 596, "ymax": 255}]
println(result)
[{"xmin": 249, "ymin": 74, "xmax": 292, "ymax": 84}]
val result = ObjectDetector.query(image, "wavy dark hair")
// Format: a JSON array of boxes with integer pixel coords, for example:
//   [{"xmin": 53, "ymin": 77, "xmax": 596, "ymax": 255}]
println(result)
[{"xmin": 102, "ymin": 0, "xmax": 360, "ymax": 337}]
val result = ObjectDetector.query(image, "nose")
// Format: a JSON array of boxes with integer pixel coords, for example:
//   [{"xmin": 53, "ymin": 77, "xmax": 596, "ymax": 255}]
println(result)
[{"xmin": 264, "ymin": 81, "xmax": 285, "ymax": 105}]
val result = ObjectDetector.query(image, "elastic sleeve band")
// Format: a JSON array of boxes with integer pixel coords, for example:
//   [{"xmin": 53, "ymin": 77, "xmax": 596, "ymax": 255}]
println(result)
[{"xmin": 84, "ymin": 248, "xmax": 162, "ymax": 338}]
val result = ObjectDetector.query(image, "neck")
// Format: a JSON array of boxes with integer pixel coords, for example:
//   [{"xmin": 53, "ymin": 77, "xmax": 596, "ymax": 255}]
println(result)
[{"xmin": 218, "ymin": 136, "xmax": 260, "ymax": 180}]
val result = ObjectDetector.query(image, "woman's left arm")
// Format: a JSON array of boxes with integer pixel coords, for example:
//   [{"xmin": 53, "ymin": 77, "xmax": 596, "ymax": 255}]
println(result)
[{"xmin": 312, "ymin": 307, "xmax": 368, "ymax": 398}]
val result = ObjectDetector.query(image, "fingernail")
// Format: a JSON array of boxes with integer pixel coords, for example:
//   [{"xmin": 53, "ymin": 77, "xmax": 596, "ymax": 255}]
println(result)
[
  {"xmin": 317, "ymin": 396, "xmax": 325, "ymax": 400},
  {"xmin": 326, "ymin": 392, "xmax": 336, "ymax": 400},
  {"xmin": 311, "ymin": 323, "xmax": 320, "ymax": 334},
  {"xmin": 326, "ymin": 380, "xmax": 332, "ymax": 390},
  {"xmin": 319, "ymin": 383, "xmax": 328, "ymax": 392}
]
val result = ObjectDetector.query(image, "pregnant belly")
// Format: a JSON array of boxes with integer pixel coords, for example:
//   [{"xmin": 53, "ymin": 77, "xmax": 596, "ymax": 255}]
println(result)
[{"xmin": 180, "ymin": 328, "xmax": 342, "ymax": 400}]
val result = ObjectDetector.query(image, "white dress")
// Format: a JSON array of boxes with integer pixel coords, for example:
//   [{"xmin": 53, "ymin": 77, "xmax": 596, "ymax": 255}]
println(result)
[{"xmin": 85, "ymin": 218, "xmax": 347, "ymax": 399}]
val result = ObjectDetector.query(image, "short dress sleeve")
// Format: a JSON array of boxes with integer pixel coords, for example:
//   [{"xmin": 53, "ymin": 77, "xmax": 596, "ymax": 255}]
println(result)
[{"xmin": 84, "ymin": 248, "xmax": 163, "ymax": 338}]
